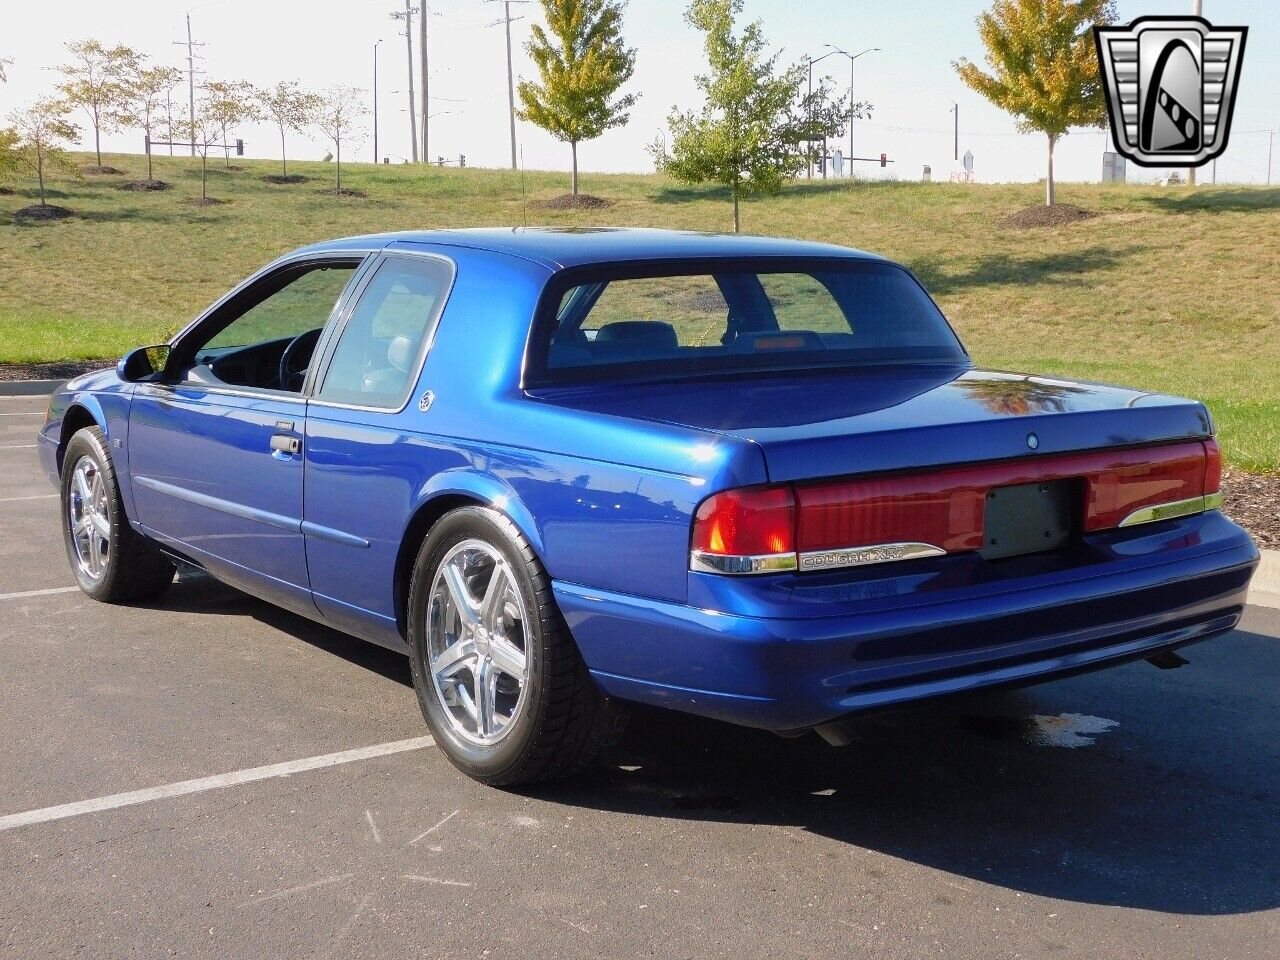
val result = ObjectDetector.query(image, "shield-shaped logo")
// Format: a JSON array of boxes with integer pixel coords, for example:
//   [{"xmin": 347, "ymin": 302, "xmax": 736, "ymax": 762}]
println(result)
[{"xmin": 1095, "ymin": 16, "xmax": 1247, "ymax": 167}]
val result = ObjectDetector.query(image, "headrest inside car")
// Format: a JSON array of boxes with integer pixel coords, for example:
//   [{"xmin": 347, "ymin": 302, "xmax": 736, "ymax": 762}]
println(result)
[
  {"xmin": 387, "ymin": 335, "xmax": 415, "ymax": 373},
  {"xmin": 594, "ymin": 321, "xmax": 678, "ymax": 348}
]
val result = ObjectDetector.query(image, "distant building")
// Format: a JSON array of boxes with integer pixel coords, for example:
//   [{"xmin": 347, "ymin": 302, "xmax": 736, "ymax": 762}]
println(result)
[{"xmin": 1102, "ymin": 151, "xmax": 1127, "ymax": 183}]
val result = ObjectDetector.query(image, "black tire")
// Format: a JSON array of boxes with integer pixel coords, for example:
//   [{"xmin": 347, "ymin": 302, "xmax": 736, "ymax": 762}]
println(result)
[
  {"xmin": 407, "ymin": 506, "xmax": 627, "ymax": 786},
  {"xmin": 60, "ymin": 426, "xmax": 175, "ymax": 603}
]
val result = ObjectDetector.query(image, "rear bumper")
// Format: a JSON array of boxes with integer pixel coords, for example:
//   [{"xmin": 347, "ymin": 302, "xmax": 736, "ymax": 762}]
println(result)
[{"xmin": 556, "ymin": 512, "xmax": 1258, "ymax": 730}]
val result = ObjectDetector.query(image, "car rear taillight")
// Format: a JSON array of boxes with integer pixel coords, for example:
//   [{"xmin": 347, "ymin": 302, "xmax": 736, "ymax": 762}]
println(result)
[
  {"xmin": 690, "ymin": 486, "xmax": 797, "ymax": 574},
  {"xmin": 690, "ymin": 440, "xmax": 1225, "ymax": 576}
]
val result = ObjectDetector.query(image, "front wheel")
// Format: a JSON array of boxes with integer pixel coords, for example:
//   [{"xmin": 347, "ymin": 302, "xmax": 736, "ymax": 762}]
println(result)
[
  {"xmin": 407, "ymin": 506, "xmax": 626, "ymax": 786},
  {"xmin": 60, "ymin": 426, "xmax": 175, "ymax": 603}
]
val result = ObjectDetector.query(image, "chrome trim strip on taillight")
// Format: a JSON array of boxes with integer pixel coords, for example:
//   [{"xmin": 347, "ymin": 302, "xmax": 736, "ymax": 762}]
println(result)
[
  {"xmin": 1118, "ymin": 492, "xmax": 1223, "ymax": 528},
  {"xmin": 798, "ymin": 542, "xmax": 947, "ymax": 571},
  {"xmin": 690, "ymin": 550, "xmax": 799, "ymax": 575}
]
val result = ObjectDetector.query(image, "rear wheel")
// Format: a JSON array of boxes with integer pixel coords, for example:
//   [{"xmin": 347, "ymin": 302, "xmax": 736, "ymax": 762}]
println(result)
[
  {"xmin": 407, "ymin": 506, "xmax": 626, "ymax": 786},
  {"xmin": 60, "ymin": 426, "xmax": 175, "ymax": 603}
]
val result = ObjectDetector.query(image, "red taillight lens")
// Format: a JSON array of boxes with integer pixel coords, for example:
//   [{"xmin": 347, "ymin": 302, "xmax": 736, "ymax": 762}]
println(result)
[
  {"xmin": 796, "ymin": 473, "xmax": 985, "ymax": 553},
  {"xmin": 1083, "ymin": 442, "xmax": 1209, "ymax": 530},
  {"xmin": 692, "ymin": 486, "xmax": 796, "ymax": 557},
  {"xmin": 1203, "ymin": 438, "xmax": 1222, "ymax": 495}
]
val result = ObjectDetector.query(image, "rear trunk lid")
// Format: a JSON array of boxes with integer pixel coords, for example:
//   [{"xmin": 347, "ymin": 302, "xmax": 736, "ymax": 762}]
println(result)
[{"xmin": 529, "ymin": 367, "xmax": 1213, "ymax": 482}]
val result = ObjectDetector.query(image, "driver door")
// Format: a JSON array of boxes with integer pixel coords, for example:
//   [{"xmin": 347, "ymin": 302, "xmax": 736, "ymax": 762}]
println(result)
[{"xmin": 128, "ymin": 255, "xmax": 365, "ymax": 615}]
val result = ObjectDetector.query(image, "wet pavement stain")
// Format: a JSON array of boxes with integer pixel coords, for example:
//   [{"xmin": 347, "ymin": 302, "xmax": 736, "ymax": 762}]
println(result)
[{"xmin": 962, "ymin": 712, "xmax": 1119, "ymax": 749}]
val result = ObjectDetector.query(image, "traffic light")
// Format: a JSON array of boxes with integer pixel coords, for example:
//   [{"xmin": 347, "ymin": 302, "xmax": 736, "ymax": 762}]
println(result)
[
  {"xmin": 880, "ymin": 153, "xmax": 887, "ymax": 167},
  {"xmin": 235, "ymin": 139, "xmax": 245, "ymax": 157}
]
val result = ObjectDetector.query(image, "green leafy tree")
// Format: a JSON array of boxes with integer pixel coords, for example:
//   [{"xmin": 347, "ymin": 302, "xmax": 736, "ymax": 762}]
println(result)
[
  {"xmin": 6, "ymin": 98, "xmax": 80, "ymax": 206},
  {"xmin": 56, "ymin": 39, "xmax": 140, "ymax": 167},
  {"xmin": 204, "ymin": 80, "xmax": 260, "ymax": 169},
  {"xmin": 314, "ymin": 86, "xmax": 367, "ymax": 192},
  {"xmin": 517, "ymin": 0, "xmax": 638, "ymax": 196},
  {"xmin": 123, "ymin": 61, "xmax": 183, "ymax": 182},
  {"xmin": 257, "ymin": 81, "xmax": 323, "ymax": 178},
  {"xmin": 954, "ymin": 0, "xmax": 1114, "ymax": 206},
  {"xmin": 654, "ymin": 0, "xmax": 862, "ymax": 233},
  {"xmin": 190, "ymin": 97, "xmax": 225, "ymax": 202}
]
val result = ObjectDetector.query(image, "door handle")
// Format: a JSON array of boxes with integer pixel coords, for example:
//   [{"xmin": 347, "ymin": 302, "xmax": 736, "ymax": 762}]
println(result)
[{"xmin": 270, "ymin": 434, "xmax": 301, "ymax": 455}]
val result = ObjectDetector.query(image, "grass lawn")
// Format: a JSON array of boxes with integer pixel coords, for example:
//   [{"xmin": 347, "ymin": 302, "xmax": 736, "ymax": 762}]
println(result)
[{"xmin": 2, "ymin": 152, "xmax": 1277, "ymax": 472}]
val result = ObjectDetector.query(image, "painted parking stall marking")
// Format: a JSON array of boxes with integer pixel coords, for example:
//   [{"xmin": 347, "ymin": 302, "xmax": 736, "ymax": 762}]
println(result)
[
  {"xmin": 0, "ymin": 586, "xmax": 81, "ymax": 601},
  {"xmin": 0, "ymin": 736, "xmax": 437, "ymax": 834}
]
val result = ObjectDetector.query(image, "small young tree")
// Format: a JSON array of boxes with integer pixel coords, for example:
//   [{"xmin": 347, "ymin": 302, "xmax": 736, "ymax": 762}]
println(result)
[
  {"xmin": 190, "ymin": 100, "xmax": 223, "ymax": 202},
  {"xmin": 6, "ymin": 98, "xmax": 80, "ymax": 206},
  {"xmin": 123, "ymin": 62, "xmax": 183, "ymax": 183},
  {"xmin": 954, "ymin": 0, "xmax": 1114, "ymax": 206},
  {"xmin": 204, "ymin": 80, "xmax": 260, "ymax": 169},
  {"xmin": 314, "ymin": 86, "xmax": 367, "ymax": 193},
  {"xmin": 0, "ymin": 58, "xmax": 12, "ymax": 83},
  {"xmin": 517, "ymin": 0, "xmax": 638, "ymax": 196},
  {"xmin": 654, "ymin": 0, "xmax": 861, "ymax": 232},
  {"xmin": 257, "ymin": 81, "xmax": 322, "ymax": 178},
  {"xmin": 56, "ymin": 39, "xmax": 139, "ymax": 168}
]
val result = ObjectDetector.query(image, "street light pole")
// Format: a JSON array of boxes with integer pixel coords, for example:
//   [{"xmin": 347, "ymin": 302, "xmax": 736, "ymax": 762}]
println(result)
[
  {"xmin": 373, "ymin": 40, "xmax": 382, "ymax": 164},
  {"xmin": 951, "ymin": 102, "xmax": 959, "ymax": 162},
  {"xmin": 806, "ymin": 50, "xmax": 840, "ymax": 179},
  {"xmin": 822, "ymin": 46, "xmax": 881, "ymax": 178}
]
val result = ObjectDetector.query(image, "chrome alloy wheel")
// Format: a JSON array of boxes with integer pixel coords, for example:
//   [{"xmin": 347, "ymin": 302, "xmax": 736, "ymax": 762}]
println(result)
[
  {"xmin": 68, "ymin": 455, "xmax": 111, "ymax": 580},
  {"xmin": 426, "ymin": 540, "xmax": 531, "ymax": 745}
]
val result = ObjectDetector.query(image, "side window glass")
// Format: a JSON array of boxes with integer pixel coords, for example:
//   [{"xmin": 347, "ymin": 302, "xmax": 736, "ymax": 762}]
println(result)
[
  {"xmin": 187, "ymin": 264, "xmax": 357, "ymax": 393},
  {"xmin": 316, "ymin": 256, "xmax": 452, "ymax": 408}
]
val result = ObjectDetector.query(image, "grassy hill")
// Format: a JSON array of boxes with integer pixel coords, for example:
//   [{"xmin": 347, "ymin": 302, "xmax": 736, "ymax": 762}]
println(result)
[{"xmin": 2, "ymin": 152, "xmax": 1277, "ymax": 472}]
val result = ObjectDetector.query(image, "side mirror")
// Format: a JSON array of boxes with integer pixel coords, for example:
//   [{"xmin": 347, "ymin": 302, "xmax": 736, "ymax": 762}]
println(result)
[{"xmin": 118, "ymin": 344, "xmax": 171, "ymax": 383}]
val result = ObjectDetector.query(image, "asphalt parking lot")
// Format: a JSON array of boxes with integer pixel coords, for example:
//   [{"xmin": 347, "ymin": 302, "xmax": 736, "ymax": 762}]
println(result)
[{"xmin": 1, "ymin": 391, "xmax": 1278, "ymax": 960}]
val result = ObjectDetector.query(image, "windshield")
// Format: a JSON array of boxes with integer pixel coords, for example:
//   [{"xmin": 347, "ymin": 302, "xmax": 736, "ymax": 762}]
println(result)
[{"xmin": 531, "ymin": 260, "xmax": 967, "ymax": 384}]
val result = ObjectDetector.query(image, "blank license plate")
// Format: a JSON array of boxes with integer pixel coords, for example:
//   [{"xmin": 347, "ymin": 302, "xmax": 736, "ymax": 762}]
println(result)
[{"xmin": 981, "ymin": 480, "xmax": 1077, "ymax": 560}]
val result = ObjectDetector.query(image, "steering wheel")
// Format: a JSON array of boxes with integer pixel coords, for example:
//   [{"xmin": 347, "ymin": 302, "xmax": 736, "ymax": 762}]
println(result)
[{"xmin": 278, "ymin": 328, "xmax": 323, "ymax": 392}]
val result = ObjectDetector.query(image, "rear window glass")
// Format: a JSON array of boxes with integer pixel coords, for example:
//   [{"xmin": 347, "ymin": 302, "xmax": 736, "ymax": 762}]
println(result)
[{"xmin": 534, "ymin": 261, "xmax": 965, "ymax": 383}]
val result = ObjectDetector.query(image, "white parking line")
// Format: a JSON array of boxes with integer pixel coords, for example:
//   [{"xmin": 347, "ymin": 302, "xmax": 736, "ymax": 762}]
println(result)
[
  {"xmin": 0, "ymin": 494, "xmax": 57, "ymax": 503},
  {"xmin": 0, "ymin": 736, "xmax": 437, "ymax": 834},
  {"xmin": 0, "ymin": 444, "xmax": 38, "ymax": 450},
  {"xmin": 0, "ymin": 586, "xmax": 81, "ymax": 601},
  {"xmin": 0, "ymin": 413, "xmax": 45, "ymax": 416}
]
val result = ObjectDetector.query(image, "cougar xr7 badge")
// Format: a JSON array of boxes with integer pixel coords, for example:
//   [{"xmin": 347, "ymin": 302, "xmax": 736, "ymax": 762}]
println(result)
[{"xmin": 1095, "ymin": 16, "xmax": 1247, "ymax": 167}]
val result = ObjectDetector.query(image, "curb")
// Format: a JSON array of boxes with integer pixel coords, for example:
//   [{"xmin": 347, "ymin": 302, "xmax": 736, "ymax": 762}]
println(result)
[
  {"xmin": 1250, "ymin": 549, "xmax": 1280, "ymax": 611},
  {"xmin": 0, "ymin": 380, "xmax": 63, "ymax": 397}
]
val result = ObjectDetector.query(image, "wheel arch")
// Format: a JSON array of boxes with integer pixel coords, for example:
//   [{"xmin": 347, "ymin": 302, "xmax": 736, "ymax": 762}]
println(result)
[
  {"xmin": 392, "ymin": 472, "xmax": 547, "ymax": 638},
  {"xmin": 57, "ymin": 401, "xmax": 106, "ymax": 472}
]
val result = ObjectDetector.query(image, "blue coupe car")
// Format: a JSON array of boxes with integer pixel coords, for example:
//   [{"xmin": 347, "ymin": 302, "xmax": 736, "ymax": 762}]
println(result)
[{"xmin": 40, "ymin": 228, "xmax": 1258, "ymax": 785}]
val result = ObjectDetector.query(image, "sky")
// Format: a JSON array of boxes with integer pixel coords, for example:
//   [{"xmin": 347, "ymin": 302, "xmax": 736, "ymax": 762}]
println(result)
[{"xmin": 1, "ymin": 0, "xmax": 1276, "ymax": 186}]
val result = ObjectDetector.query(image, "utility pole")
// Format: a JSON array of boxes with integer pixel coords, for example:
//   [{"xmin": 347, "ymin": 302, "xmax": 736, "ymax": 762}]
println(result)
[
  {"xmin": 487, "ymin": 1, "xmax": 527, "ymax": 171},
  {"xmin": 173, "ymin": 13, "xmax": 204, "ymax": 158},
  {"xmin": 373, "ymin": 40, "xmax": 382, "ymax": 164},
  {"xmin": 1268, "ymin": 130, "xmax": 1274, "ymax": 187},
  {"xmin": 419, "ymin": 1, "xmax": 428, "ymax": 164},
  {"xmin": 1189, "ymin": 0, "xmax": 1202, "ymax": 185},
  {"xmin": 951, "ymin": 102, "xmax": 959, "ymax": 162},
  {"xmin": 391, "ymin": 2, "xmax": 419, "ymax": 162}
]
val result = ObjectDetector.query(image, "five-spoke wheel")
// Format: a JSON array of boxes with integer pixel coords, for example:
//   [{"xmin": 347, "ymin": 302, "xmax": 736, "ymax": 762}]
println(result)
[
  {"xmin": 67, "ymin": 455, "xmax": 111, "ymax": 580},
  {"xmin": 427, "ymin": 540, "xmax": 531, "ymax": 744}
]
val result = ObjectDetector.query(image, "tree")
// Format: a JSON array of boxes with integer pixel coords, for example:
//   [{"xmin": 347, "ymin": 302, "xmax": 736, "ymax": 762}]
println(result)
[
  {"xmin": 314, "ymin": 87, "xmax": 367, "ymax": 192},
  {"xmin": 122, "ymin": 62, "xmax": 183, "ymax": 182},
  {"xmin": 190, "ymin": 97, "xmax": 224, "ymax": 202},
  {"xmin": 0, "ymin": 58, "xmax": 12, "ymax": 83},
  {"xmin": 258, "ymin": 81, "xmax": 322, "ymax": 178},
  {"xmin": 518, "ymin": 0, "xmax": 638, "ymax": 196},
  {"xmin": 56, "ymin": 39, "xmax": 139, "ymax": 168},
  {"xmin": 6, "ymin": 98, "xmax": 80, "ymax": 206},
  {"xmin": 653, "ymin": 0, "xmax": 863, "ymax": 232},
  {"xmin": 204, "ymin": 80, "xmax": 260, "ymax": 169},
  {"xmin": 954, "ymin": 0, "xmax": 1114, "ymax": 206}
]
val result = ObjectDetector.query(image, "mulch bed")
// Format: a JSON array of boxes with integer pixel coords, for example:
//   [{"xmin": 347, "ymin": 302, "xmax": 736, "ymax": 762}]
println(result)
[
  {"xmin": 999, "ymin": 204, "xmax": 1098, "ymax": 229},
  {"xmin": 183, "ymin": 196, "xmax": 226, "ymax": 206},
  {"xmin": 0, "ymin": 186, "xmax": 15, "ymax": 196},
  {"xmin": 1222, "ymin": 469, "xmax": 1280, "ymax": 550},
  {"xmin": 14, "ymin": 204, "xmax": 73, "ymax": 221},
  {"xmin": 119, "ymin": 179, "xmax": 172, "ymax": 192},
  {"xmin": 262, "ymin": 174, "xmax": 311, "ymax": 185},
  {"xmin": 316, "ymin": 187, "xmax": 367, "ymax": 198},
  {"xmin": 0, "ymin": 361, "xmax": 110, "ymax": 382},
  {"xmin": 536, "ymin": 192, "xmax": 614, "ymax": 210},
  {"xmin": 81, "ymin": 165, "xmax": 125, "ymax": 175}
]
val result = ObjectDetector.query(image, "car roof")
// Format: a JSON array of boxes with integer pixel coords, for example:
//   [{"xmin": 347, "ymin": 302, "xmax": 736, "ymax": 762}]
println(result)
[{"xmin": 295, "ymin": 227, "xmax": 886, "ymax": 271}]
